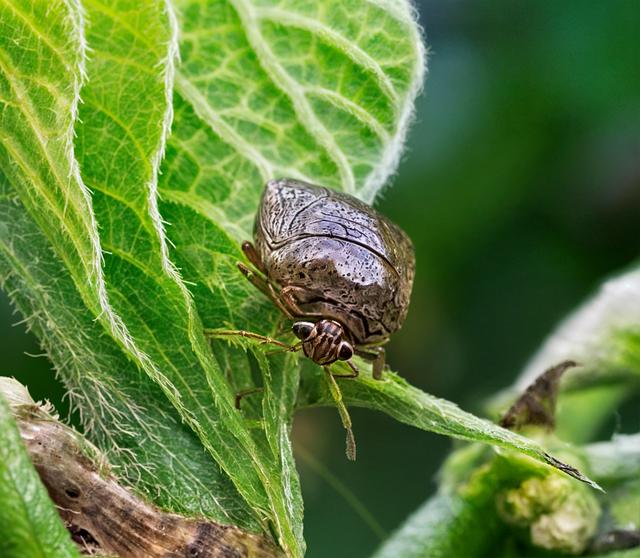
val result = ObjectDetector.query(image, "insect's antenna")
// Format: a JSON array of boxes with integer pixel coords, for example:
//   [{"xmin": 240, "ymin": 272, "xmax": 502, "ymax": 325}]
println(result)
[{"xmin": 324, "ymin": 366, "xmax": 357, "ymax": 461}]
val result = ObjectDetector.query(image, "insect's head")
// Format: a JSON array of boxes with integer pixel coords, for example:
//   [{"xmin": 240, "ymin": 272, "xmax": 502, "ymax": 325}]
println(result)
[{"xmin": 292, "ymin": 319, "xmax": 353, "ymax": 365}]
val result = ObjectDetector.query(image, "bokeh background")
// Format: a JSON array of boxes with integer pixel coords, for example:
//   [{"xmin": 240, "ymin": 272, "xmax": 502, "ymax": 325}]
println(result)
[{"xmin": 2, "ymin": 1, "xmax": 639, "ymax": 556}]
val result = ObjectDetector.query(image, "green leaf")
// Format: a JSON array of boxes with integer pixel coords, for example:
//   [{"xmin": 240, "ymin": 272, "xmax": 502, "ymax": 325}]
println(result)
[
  {"xmin": 159, "ymin": 0, "xmax": 424, "ymax": 551},
  {"xmin": 517, "ymin": 264, "xmax": 640, "ymax": 383},
  {"xmin": 0, "ymin": 0, "xmax": 257, "ymax": 533},
  {"xmin": 168, "ymin": 0, "xmax": 426, "ymax": 214},
  {"xmin": 0, "ymin": 0, "xmax": 425, "ymax": 555},
  {"xmin": 73, "ymin": 1, "xmax": 301, "ymax": 549},
  {"xmin": 590, "ymin": 550, "xmax": 640, "ymax": 558},
  {"xmin": 297, "ymin": 365, "xmax": 601, "ymax": 488},
  {"xmin": 0, "ymin": 393, "xmax": 80, "ymax": 558},
  {"xmin": 0, "ymin": 0, "xmax": 285, "ymax": 545},
  {"xmin": 0, "ymin": 181, "xmax": 259, "ymax": 530},
  {"xmin": 374, "ymin": 490, "xmax": 501, "ymax": 558}
]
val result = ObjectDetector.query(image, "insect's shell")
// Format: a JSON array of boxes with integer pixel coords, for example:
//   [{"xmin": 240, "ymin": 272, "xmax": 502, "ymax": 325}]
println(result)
[{"xmin": 254, "ymin": 179, "xmax": 415, "ymax": 345}]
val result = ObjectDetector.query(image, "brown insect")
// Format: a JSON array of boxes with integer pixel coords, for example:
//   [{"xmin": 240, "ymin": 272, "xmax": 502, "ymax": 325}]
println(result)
[
  {"xmin": 210, "ymin": 179, "xmax": 415, "ymax": 460},
  {"xmin": 238, "ymin": 178, "xmax": 415, "ymax": 379}
]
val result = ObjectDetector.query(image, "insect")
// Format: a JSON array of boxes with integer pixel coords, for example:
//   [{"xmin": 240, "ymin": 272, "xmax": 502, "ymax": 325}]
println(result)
[
  {"xmin": 211, "ymin": 178, "xmax": 415, "ymax": 460},
  {"xmin": 239, "ymin": 178, "xmax": 415, "ymax": 379}
]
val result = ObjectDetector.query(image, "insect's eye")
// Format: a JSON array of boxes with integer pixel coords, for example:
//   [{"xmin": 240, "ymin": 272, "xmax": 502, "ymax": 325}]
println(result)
[
  {"xmin": 292, "ymin": 321, "xmax": 314, "ymax": 340},
  {"xmin": 337, "ymin": 341, "xmax": 353, "ymax": 361}
]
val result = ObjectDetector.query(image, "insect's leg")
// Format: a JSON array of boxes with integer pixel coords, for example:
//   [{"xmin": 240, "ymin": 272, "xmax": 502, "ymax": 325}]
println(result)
[
  {"xmin": 330, "ymin": 359, "xmax": 359, "ymax": 379},
  {"xmin": 235, "ymin": 387, "xmax": 264, "ymax": 409},
  {"xmin": 264, "ymin": 341, "xmax": 303, "ymax": 356},
  {"xmin": 267, "ymin": 283, "xmax": 295, "ymax": 320},
  {"xmin": 372, "ymin": 349, "xmax": 385, "ymax": 380},
  {"xmin": 237, "ymin": 263, "xmax": 295, "ymax": 319},
  {"xmin": 204, "ymin": 328, "xmax": 291, "ymax": 350},
  {"xmin": 280, "ymin": 285, "xmax": 323, "ymax": 319},
  {"xmin": 239, "ymin": 243, "xmax": 292, "ymax": 316},
  {"xmin": 355, "ymin": 347, "xmax": 386, "ymax": 380},
  {"xmin": 237, "ymin": 262, "xmax": 272, "ymax": 297},
  {"xmin": 241, "ymin": 241, "xmax": 267, "ymax": 274}
]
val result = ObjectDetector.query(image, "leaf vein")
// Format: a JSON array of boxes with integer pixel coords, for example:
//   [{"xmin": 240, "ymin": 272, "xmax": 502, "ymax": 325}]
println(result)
[
  {"xmin": 0, "ymin": 0, "xmax": 76, "ymax": 75},
  {"xmin": 303, "ymin": 85, "xmax": 390, "ymax": 141},
  {"xmin": 255, "ymin": 6, "xmax": 400, "ymax": 108},
  {"xmin": 227, "ymin": 0, "xmax": 356, "ymax": 194},
  {"xmin": 175, "ymin": 74, "xmax": 273, "ymax": 182}
]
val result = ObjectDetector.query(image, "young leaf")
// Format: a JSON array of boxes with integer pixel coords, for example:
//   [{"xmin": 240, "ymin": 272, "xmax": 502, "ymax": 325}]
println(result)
[
  {"xmin": 297, "ymin": 365, "xmax": 600, "ymax": 488},
  {"xmin": 0, "ymin": 393, "xmax": 80, "ymax": 558},
  {"xmin": 0, "ymin": 187, "xmax": 259, "ymax": 530},
  {"xmin": 0, "ymin": 0, "xmax": 426, "ymax": 555},
  {"xmin": 492, "ymin": 264, "xmax": 640, "ymax": 442}
]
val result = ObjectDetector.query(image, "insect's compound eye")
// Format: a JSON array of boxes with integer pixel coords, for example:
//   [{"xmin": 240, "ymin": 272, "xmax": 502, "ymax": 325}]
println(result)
[
  {"xmin": 337, "ymin": 341, "xmax": 353, "ymax": 361},
  {"xmin": 292, "ymin": 321, "xmax": 315, "ymax": 341}
]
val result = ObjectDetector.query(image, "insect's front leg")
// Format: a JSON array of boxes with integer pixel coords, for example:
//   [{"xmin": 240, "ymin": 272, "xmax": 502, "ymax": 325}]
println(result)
[
  {"xmin": 203, "ymin": 328, "xmax": 293, "ymax": 350},
  {"xmin": 237, "ymin": 263, "xmax": 295, "ymax": 320},
  {"xmin": 204, "ymin": 329, "xmax": 299, "ymax": 411},
  {"xmin": 280, "ymin": 285, "xmax": 323, "ymax": 319},
  {"xmin": 355, "ymin": 347, "xmax": 386, "ymax": 380},
  {"xmin": 329, "ymin": 360, "xmax": 359, "ymax": 379},
  {"xmin": 241, "ymin": 241, "xmax": 267, "ymax": 274}
]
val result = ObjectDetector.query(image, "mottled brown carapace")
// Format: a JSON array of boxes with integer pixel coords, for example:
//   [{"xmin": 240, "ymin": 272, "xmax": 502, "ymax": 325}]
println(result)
[
  {"xmin": 240, "ymin": 178, "xmax": 415, "ymax": 379},
  {"xmin": 17, "ymin": 408, "xmax": 282, "ymax": 558}
]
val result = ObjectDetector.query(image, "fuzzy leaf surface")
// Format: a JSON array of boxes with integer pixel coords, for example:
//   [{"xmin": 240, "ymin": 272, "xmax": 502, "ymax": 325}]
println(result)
[
  {"xmin": 0, "ymin": 0, "xmax": 296, "ymax": 550},
  {"xmin": 0, "ymin": 181, "xmax": 258, "ymax": 530},
  {"xmin": 0, "ymin": 0, "xmax": 425, "ymax": 555},
  {"xmin": 297, "ymin": 365, "xmax": 600, "ymax": 488},
  {"xmin": 515, "ymin": 264, "xmax": 640, "ymax": 390}
]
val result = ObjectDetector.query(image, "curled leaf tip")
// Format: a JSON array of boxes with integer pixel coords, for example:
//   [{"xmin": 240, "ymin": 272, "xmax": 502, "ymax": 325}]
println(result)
[
  {"xmin": 500, "ymin": 360, "xmax": 580, "ymax": 431},
  {"xmin": 543, "ymin": 453, "xmax": 604, "ymax": 492}
]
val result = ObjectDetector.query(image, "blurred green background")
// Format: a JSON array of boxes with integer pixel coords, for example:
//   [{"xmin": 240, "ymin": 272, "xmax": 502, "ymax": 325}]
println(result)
[{"xmin": 1, "ymin": 1, "xmax": 639, "ymax": 556}]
